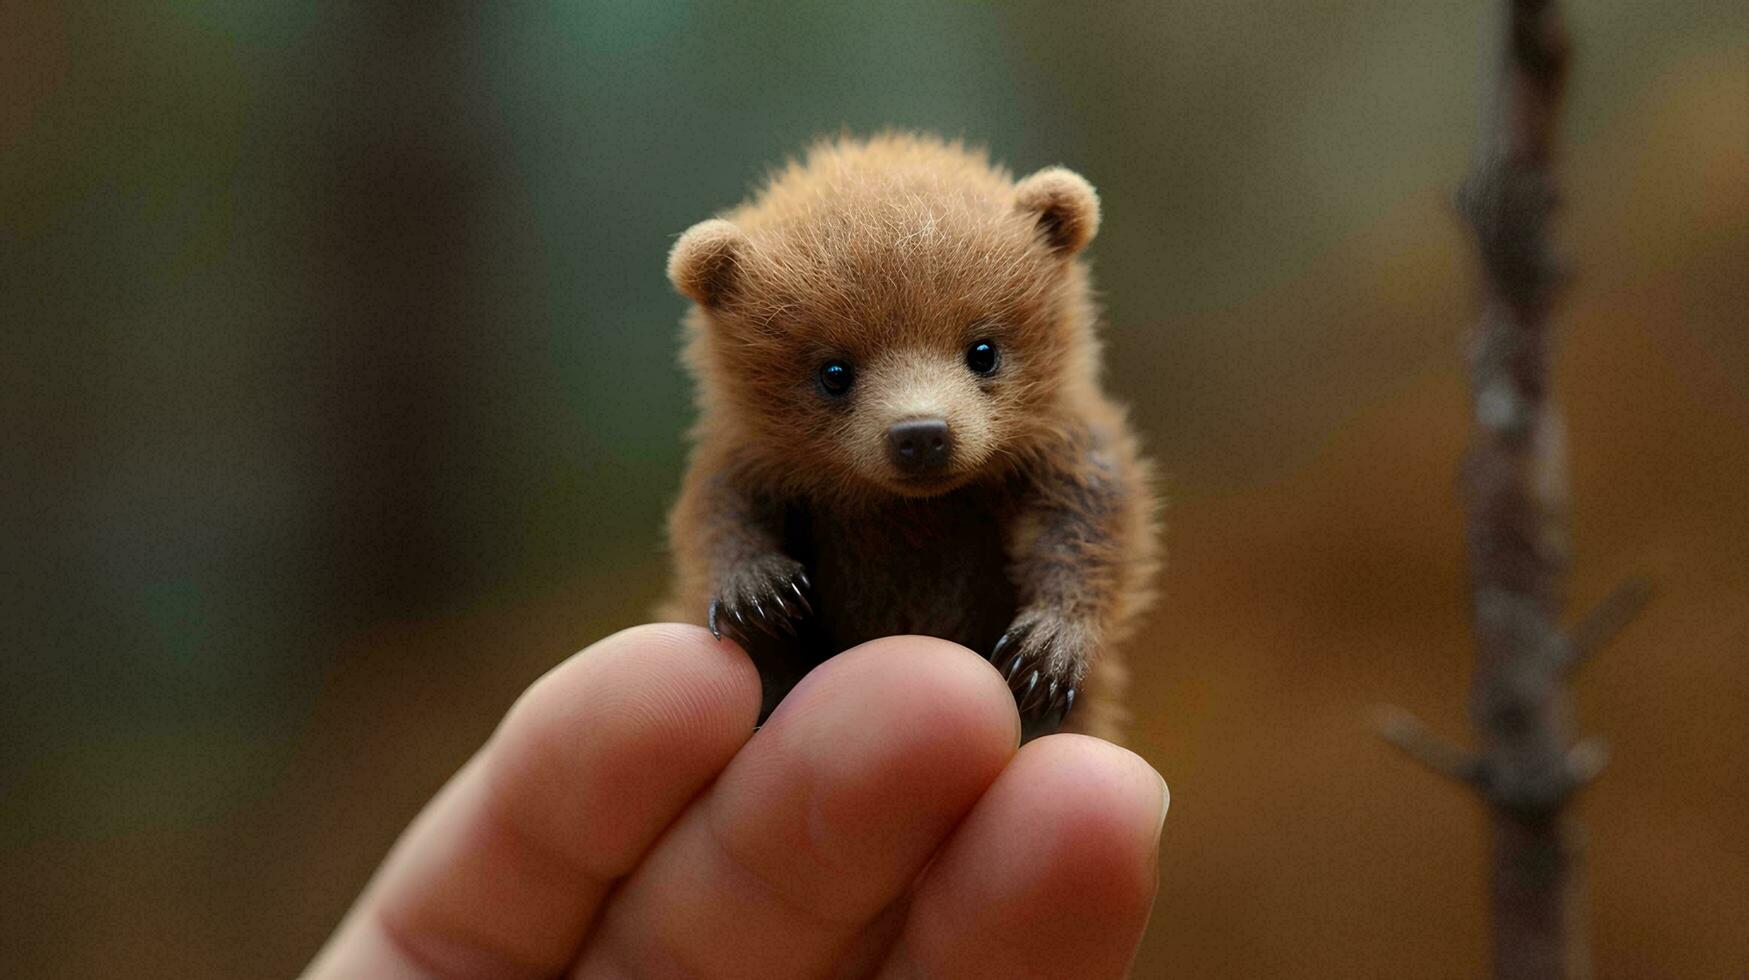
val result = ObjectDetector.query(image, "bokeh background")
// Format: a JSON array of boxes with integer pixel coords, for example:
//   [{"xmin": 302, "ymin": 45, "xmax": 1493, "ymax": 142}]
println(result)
[{"xmin": 4, "ymin": 1, "xmax": 1745, "ymax": 976}]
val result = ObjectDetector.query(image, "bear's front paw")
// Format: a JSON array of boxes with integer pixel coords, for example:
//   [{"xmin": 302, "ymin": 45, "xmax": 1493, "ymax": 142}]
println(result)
[
  {"xmin": 708, "ymin": 555, "xmax": 812, "ymax": 643},
  {"xmin": 988, "ymin": 610, "xmax": 1094, "ymax": 734}
]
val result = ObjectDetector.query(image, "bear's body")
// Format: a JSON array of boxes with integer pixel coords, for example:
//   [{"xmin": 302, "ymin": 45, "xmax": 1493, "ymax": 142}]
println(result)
[{"xmin": 656, "ymin": 133, "xmax": 1159, "ymax": 741}]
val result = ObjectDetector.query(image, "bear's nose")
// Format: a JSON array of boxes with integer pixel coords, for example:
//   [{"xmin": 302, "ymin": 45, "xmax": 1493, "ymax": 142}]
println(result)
[{"xmin": 887, "ymin": 418, "xmax": 953, "ymax": 473}]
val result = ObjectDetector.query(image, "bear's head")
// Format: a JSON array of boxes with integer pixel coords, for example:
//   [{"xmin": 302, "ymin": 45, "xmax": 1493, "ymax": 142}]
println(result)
[{"xmin": 669, "ymin": 134, "xmax": 1103, "ymax": 503}]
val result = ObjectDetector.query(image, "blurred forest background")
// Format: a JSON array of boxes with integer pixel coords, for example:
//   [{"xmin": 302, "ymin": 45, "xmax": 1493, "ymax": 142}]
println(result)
[{"xmin": 3, "ymin": 1, "xmax": 1745, "ymax": 977}]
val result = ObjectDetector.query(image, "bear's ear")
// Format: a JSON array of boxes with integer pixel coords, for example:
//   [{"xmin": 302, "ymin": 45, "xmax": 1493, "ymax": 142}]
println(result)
[
  {"xmin": 667, "ymin": 218, "xmax": 749, "ymax": 307},
  {"xmin": 1014, "ymin": 167, "xmax": 1100, "ymax": 255}
]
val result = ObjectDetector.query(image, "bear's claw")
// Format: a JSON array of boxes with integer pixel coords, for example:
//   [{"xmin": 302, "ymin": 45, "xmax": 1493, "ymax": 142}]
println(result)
[
  {"xmin": 989, "ymin": 623, "xmax": 1080, "ymax": 733},
  {"xmin": 709, "ymin": 559, "xmax": 813, "ymax": 643}
]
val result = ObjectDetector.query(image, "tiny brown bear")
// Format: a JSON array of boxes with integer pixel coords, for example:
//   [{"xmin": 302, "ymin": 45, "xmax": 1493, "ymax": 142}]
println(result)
[{"xmin": 656, "ymin": 132, "xmax": 1160, "ymax": 742}]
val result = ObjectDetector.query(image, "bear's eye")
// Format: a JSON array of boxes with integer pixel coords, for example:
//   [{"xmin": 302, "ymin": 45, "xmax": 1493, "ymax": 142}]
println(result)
[
  {"xmin": 818, "ymin": 359, "xmax": 855, "ymax": 397},
  {"xmin": 964, "ymin": 340, "xmax": 1000, "ymax": 376}
]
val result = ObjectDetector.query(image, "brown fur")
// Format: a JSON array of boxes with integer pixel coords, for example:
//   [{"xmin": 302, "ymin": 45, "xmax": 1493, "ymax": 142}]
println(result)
[{"xmin": 656, "ymin": 132, "xmax": 1159, "ymax": 742}]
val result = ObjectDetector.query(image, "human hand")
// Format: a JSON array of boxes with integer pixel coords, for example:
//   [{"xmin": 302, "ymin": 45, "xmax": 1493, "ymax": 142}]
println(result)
[{"xmin": 304, "ymin": 625, "xmax": 1168, "ymax": 978}]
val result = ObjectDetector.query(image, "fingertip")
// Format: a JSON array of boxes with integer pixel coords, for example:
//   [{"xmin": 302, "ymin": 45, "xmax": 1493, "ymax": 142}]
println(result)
[
  {"xmin": 509, "ymin": 622, "xmax": 761, "ymax": 739},
  {"xmin": 778, "ymin": 634, "xmax": 1021, "ymax": 753},
  {"xmin": 1014, "ymin": 735, "xmax": 1169, "ymax": 883},
  {"xmin": 1028, "ymin": 735, "xmax": 1167, "ymax": 816},
  {"xmin": 486, "ymin": 622, "xmax": 762, "ymax": 877},
  {"xmin": 886, "ymin": 733, "xmax": 1165, "ymax": 978}
]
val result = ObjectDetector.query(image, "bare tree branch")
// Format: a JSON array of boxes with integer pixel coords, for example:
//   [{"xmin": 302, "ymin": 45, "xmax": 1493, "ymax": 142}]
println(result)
[
  {"xmin": 1458, "ymin": 5, "xmax": 1589, "ymax": 978},
  {"xmin": 1380, "ymin": 2, "xmax": 1613, "ymax": 977}
]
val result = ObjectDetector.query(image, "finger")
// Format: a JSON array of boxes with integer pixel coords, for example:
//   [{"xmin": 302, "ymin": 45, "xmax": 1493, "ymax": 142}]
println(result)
[
  {"xmin": 574, "ymin": 636, "xmax": 1021, "ymax": 979},
  {"xmin": 877, "ymin": 734, "xmax": 1167, "ymax": 980},
  {"xmin": 304, "ymin": 624, "xmax": 761, "ymax": 979}
]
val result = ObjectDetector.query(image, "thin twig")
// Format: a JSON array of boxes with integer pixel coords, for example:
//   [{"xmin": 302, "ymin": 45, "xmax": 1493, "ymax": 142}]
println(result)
[
  {"xmin": 1372, "ymin": 705, "xmax": 1484, "ymax": 785},
  {"xmin": 1563, "ymin": 737, "xmax": 1610, "ymax": 789},
  {"xmin": 1560, "ymin": 577, "xmax": 1653, "ymax": 676}
]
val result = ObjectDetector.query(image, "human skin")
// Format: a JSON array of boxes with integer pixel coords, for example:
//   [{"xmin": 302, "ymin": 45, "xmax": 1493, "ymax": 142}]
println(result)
[{"xmin": 304, "ymin": 625, "xmax": 1169, "ymax": 978}]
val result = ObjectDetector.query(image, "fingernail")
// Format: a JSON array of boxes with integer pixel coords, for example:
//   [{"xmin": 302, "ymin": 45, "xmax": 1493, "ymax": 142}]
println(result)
[{"xmin": 1153, "ymin": 770, "xmax": 1171, "ymax": 840}]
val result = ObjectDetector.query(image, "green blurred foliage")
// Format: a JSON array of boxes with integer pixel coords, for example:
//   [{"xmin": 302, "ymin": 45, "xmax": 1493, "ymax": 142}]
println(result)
[{"xmin": 3, "ymin": 1, "xmax": 1746, "ymax": 976}]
